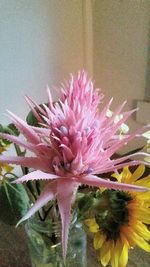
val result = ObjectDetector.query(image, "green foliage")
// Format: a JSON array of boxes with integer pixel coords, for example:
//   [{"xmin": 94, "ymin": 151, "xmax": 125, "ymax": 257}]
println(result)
[
  {"xmin": 26, "ymin": 110, "xmax": 39, "ymax": 127},
  {"xmin": 76, "ymin": 192, "xmax": 96, "ymax": 221},
  {"xmin": 26, "ymin": 103, "xmax": 48, "ymax": 127},
  {"xmin": 0, "ymin": 123, "xmax": 20, "ymax": 145},
  {"xmin": 0, "ymin": 180, "xmax": 29, "ymax": 225},
  {"xmin": 78, "ymin": 194, "xmax": 94, "ymax": 213}
]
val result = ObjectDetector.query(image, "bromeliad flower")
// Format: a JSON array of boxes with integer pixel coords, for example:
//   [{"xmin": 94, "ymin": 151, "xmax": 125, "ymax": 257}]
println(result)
[
  {"xmin": 85, "ymin": 165, "xmax": 150, "ymax": 267},
  {"xmin": 0, "ymin": 71, "xmax": 149, "ymax": 259}
]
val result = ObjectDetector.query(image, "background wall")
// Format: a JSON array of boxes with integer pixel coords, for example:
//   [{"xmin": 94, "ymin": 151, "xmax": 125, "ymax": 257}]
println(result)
[
  {"xmin": 0, "ymin": 0, "xmax": 84, "ymax": 124},
  {"xmin": 92, "ymin": 0, "xmax": 150, "ymax": 151}
]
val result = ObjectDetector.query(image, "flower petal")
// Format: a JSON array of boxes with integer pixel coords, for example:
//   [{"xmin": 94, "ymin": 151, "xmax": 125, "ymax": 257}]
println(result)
[
  {"xmin": 85, "ymin": 218, "xmax": 99, "ymax": 233},
  {"xmin": 0, "ymin": 155, "xmax": 50, "ymax": 172},
  {"xmin": 25, "ymin": 95, "xmax": 44, "ymax": 123},
  {"xmin": 12, "ymin": 170, "xmax": 60, "ymax": 183},
  {"xmin": 7, "ymin": 110, "xmax": 40, "ymax": 144},
  {"xmin": 96, "ymin": 159, "xmax": 149, "ymax": 174},
  {"xmin": 16, "ymin": 181, "xmax": 57, "ymax": 226},
  {"xmin": 0, "ymin": 133, "xmax": 37, "ymax": 153},
  {"xmin": 112, "ymin": 239, "xmax": 123, "ymax": 267},
  {"xmin": 127, "ymin": 228, "xmax": 150, "ymax": 252},
  {"xmin": 119, "ymin": 242, "xmax": 128, "ymax": 267},
  {"xmin": 57, "ymin": 179, "xmax": 79, "ymax": 261},
  {"xmin": 94, "ymin": 232, "xmax": 106, "ymax": 249},
  {"xmin": 80, "ymin": 174, "xmax": 149, "ymax": 192},
  {"xmin": 132, "ymin": 164, "xmax": 145, "ymax": 181},
  {"xmin": 100, "ymin": 240, "xmax": 111, "ymax": 266},
  {"xmin": 135, "ymin": 175, "xmax": 150, "ymax": 187}
]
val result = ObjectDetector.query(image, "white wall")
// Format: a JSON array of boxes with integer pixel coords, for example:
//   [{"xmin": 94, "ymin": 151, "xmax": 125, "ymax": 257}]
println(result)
[
  {"xmin": 0, "ymin": 0, "xmax": 84, "ymax": 124},
  {"xmin": 93, "ymin": 0, "xmax": 150, "ymax": 151}
]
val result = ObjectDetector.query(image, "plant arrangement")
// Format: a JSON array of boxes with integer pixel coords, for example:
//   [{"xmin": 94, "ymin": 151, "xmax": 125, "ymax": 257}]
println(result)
[{"xmin": 0, "ymin": 71, "xmax": 150, "ymax": 267}]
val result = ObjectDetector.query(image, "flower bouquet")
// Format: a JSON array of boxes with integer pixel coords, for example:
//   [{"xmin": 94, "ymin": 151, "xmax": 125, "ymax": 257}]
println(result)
[{"xmin": 0, "ymin": 71, "xmax": 150, "ymax": 267}]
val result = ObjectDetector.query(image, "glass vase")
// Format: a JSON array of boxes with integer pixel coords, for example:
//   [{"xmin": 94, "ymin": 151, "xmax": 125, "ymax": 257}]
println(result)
[{"xmin": 25, "ymin": 213, "xmax": 87, "ymax": 267}]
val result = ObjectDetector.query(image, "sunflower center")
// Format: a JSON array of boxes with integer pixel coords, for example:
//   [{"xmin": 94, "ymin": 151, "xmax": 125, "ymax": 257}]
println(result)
[{"xmin": 95, "ymin": 190, "xmax": 132, "ymax": 241}]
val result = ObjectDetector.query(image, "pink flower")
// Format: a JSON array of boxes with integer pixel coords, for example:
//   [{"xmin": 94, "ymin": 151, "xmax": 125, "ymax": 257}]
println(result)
[{"xmin": 0, "ymin": 71, "xmax": 149, "ymax": 260}]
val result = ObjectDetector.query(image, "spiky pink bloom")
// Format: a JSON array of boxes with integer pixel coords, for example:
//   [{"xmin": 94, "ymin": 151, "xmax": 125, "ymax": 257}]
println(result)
[{"xmin": 0, "ymin": 71, "xmax": 149, "ymax": 259}]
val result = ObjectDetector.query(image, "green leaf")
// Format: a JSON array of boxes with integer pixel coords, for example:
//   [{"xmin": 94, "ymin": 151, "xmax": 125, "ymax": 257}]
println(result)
[
  {"xmin": 0, "ymin": 123, "xmax": 20, "ymax": 144},
  {"xmin": 0, "ymin": 180, "xmax": 30, "ymax": 225},
  {"xmin": 7, "ymin": 123, "xmax": 20, "ymax": 136},
  {"xmin": 26, "ymin": 110, "xmax": 39, "ymax": 127},
  {"xmin": 26, "ymin": 103, "xmax": 48, "ymax": 126},
  {"xmin": 0, "ymin": 123, "xmax": 19, "ymax": 136}
]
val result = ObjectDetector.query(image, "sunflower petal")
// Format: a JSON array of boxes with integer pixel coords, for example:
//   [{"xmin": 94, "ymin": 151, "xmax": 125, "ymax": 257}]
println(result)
[
  {"xmin": 136, "ymin": 208, "xmax": 150, "ymax": 224},
  {"xmin": 119, "ymin": 242, "xmax": 128, "ymax": 267},
  {"xmin": 85, "ymin": 218, "xmax": 99, "ymax": 233},
  {"xmin": 122, "ymin": 166, "xmax": 132, "ymax": 182},
  {"xmin": 113, "ymin": 239, "xmax": 123, "ymax": 267},
  {"xmin": 100, "ymin": 241, "xmax": 111, "ymax": 267},
  {"xmin": 132, "ymin": 165, "xmax": 145, "ymax": 181},
  {"xmin": 135, "ymin": 175, "xmax": 150, "ymax": 187},
  {"xmin": 94, "ymin": 232, "xmax": 106, "ymax": 249},
  {"xmin": 126, "ymin": 228, "xmax": 150, "ymax": 252},
  {"xmin": 134, "ymin": 221, "xmax": 150, "ymax": 241}
]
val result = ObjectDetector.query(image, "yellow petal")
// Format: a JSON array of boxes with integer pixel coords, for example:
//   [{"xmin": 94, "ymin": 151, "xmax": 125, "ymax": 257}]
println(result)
[
  {"xmin": 112, "ymin": 166, "xmax": 132, "ymax": 184},
  {"xmin": 132, "ymin": 165, "xmax": 145, "ymax": 181},
  {"xmin": 85, "ymin": 218, "xmax": 99, "ymax": 233},
  {"xmin": 111, "ymin": 173, "xmax": 120, "ymax": 180},
  {"xmin": 112, "ymin": 239, "xmax": 123, "ymax": 267},
  {"xmin": 137, "ymin": 191, "xmax": 150, "ymax": 200},
  {"xmin": 99, "ymin": 186, "xmax": 106, "ymax": 193},
  {"xmin": 85, "ymin": 218, "xmax": 96, "ymax": 226},
  {"xmin": 3, "ymin": 164, "xmax": 14, "ymax": 173},
  {"xmin": 136, "ymin": 208, "xmax": 150, "ymax": 224},
  {"xmin": 0, "ymin": 146, "xmax": 6, "ymax": 154},
  {"xmin": 122, "ymin": 227, "xmax": 136, "ymax": 247},
  {"xmin": 133, "ymin": 235, "xmax": 150, "ymax": 252},
  {"xmin": 126, "ymin": 228, "xmax": 150, "ymax": 252},
  {"xmin": 122, "ymin": 166, "xmax": 132, "ymax": 181},
  {"xmin": 119, "ymin": 242, "xmax": 129, "ymax": 267},
  {"xmin": 110, "ymin": 241, "xmax": 116, "ymax": 267},
  {"xmin": 100, "ymin": 241, "xmax": 111, "ymax": 267},
  {"xmin": 94, "ymin": 232, "xmax": 106, "ymax": 249},
  {"xmin": 135, "ymin": 175, "xmax": 150, "ymax": 187},
  {"xmin": 134, "ymin": 221, "xmax": 150, "ymax": 241}
]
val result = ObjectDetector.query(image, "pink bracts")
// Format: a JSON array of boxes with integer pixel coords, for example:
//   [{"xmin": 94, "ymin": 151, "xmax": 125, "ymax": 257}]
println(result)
[{"xmin": 0, "ymin": 71, "xmax": 149, "ymax": 260}]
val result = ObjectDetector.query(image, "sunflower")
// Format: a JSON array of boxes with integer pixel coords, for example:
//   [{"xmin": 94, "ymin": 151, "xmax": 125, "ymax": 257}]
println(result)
[{"xmin": 85, "ymin": 165, "xmax": 150, "ymax": 267}]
